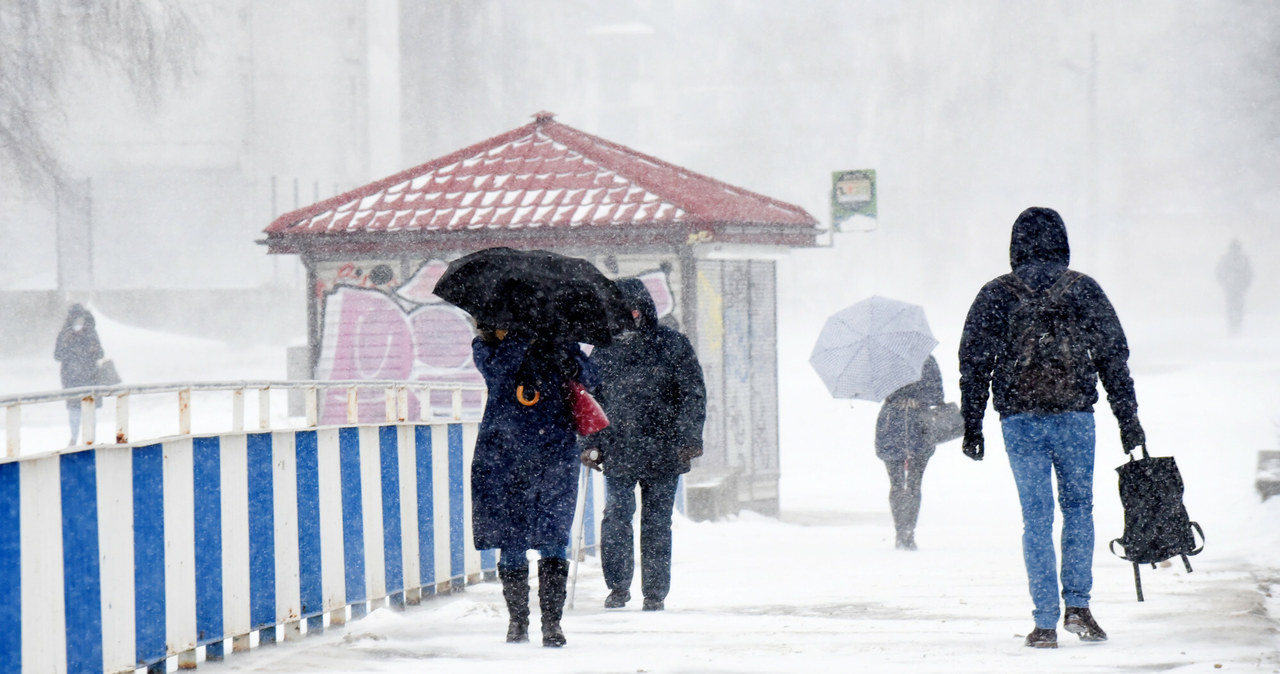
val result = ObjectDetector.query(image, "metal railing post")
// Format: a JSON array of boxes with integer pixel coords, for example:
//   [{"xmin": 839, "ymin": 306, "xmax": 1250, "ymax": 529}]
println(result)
[
  {"xmin": 178, "ymin": 389, "xmax": 192, "ymax": 436},
  {"xmin": 305, "ymin": 386, "xmax": 318, "ymax": 428},
  {"xmin": 258, "ymin": 386, "xmax": 271, "ymax": 430},
  {"xmin": 6, "ymin": 405, "xmax": 20, "ymax": 457},
  {"xmin": 384, "ymin": 387, "xmax": 396, "ymax": 423},
  {"xmin": 451, "ymin": 388, "xmax": 463, "ymax": 421},
  {"xmin": 81, "ymin": 396, "xmax": 96, "ymax": 445},
  {"xmin": 232, "ymin": 388, "xmax": 245, "ymax": 432},
  {"xmin": 115, "ymin": 393, "xmax": 129, "ymax": 444},
  {"xmin": 346, "ymin": 387, "xmax": 359, "ymax": 424}
]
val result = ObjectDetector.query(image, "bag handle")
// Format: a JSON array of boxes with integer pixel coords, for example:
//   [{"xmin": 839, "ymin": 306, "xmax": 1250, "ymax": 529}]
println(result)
[
  {"xmin": 1125, "ymin": 444, "xmax": 1151, "ymax": 461},
  {"xmin": 1108, "ymin": 537, "xmax": 1128, "ymax": 561},
  {"xmin": 1188, "ymin": 521, "xmax": 1205, "ymax": 556}
]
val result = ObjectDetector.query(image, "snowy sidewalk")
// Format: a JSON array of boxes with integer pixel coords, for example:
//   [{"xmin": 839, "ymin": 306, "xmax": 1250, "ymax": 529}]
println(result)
[{"xmin": 214, "ymin": 501, "xmax": 1279, "ymax": 674}]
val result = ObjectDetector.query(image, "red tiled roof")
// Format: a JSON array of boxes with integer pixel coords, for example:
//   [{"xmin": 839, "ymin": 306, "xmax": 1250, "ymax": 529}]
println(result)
[{"xmin": 263, "ymin": 113, "xmax": 818, "ymax": 253}]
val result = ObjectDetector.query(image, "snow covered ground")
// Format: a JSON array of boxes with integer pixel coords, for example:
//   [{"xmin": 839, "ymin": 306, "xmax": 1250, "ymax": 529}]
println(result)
[{"xmin": 3, "ymin": 304, "xmax": 1277, "ymax": 673}]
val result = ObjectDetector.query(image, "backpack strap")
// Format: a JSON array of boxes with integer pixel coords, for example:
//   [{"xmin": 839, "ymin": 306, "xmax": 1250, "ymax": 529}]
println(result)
[{"xmin": 999, "ymin": 269, "xmax": 1082, "ymax": 301}]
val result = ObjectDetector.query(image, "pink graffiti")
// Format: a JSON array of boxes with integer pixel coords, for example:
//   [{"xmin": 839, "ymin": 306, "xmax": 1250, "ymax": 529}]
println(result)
[{"xmin": 316, "ymin": 286, "xmax": 482, "ymax": 423}]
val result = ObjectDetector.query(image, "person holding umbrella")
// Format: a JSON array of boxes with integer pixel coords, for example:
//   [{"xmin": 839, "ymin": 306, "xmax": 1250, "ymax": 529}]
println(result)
[
  {"xmin": 433, "ymin": 248, "xmax": 626, "ymax": 648},
  {"xmin": 470, "ymin": 325, "xmax": 598, "ymax": 647},
  {"xmin": 874, "ymin": 354, "xmax": 945, "ymax": 551}
]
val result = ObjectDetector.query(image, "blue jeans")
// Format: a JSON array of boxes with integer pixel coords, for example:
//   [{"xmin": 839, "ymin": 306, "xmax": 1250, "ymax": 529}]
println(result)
[
  {"xmin": 1001, "ymin": 412, "xmax": 1096, "ymax": 629},
  {"xmin": 498, "ymin": 544, "xmax": 566, "ymax": 571},
  {"xmin": 602, "ymin": 475, "xmax": 679, "ymax": 602}
]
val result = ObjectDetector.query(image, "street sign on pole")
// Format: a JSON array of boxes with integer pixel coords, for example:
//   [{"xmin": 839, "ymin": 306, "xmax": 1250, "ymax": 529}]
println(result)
[{"xmin": 831, "ymin": 169, "xmax": 877, "ymax": 232}]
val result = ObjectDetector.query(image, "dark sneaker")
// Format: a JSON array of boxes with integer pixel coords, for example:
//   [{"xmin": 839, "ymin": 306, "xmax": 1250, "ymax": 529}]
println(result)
[
  {"xmin": 642, "ymin": 598, "xmax": 664, "ymax": 611},
  {"xmin": 1064, "ymin": 607, "xmax": 1108, "ymax": 642},
  {"xmin": 1025, "ymin": 627, "xmax": 1058, "ymax": 649},
  {"xmin": 604, "ymin": 589, "xmax": 630, "ymax": 609}
]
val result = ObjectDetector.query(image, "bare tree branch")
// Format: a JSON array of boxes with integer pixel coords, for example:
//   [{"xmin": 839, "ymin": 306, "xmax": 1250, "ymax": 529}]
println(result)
[{"xmin": 0, "ymin": 0, "xmax": 201, "ymax": 199}]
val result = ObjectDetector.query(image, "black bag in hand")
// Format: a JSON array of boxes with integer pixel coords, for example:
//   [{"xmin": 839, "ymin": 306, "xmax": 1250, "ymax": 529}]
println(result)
[{"xmin": 1109, "ymin": 446, "xmax": 1204, "ymax": 601}]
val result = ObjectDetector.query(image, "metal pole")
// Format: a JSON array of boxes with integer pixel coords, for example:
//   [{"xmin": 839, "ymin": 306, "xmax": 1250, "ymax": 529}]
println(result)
[{"xmin": 567, "ymin": 465, "xmax": 591, "ymax": 610}]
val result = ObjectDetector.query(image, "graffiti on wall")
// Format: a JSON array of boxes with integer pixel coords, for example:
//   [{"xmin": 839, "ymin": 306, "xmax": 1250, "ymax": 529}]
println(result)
[
  {"xmin": 315, "ymin": 260, "xmax": 483, "ymax": 423},
  {"xmin": 314, "ymin": 260, "xmax": 678, "ymax": 423}
]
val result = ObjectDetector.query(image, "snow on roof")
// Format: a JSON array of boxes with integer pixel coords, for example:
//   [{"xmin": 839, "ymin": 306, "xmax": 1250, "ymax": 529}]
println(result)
[{"xmin": 263, "ymin": 113, "xmax": 818, "ymax": 248}]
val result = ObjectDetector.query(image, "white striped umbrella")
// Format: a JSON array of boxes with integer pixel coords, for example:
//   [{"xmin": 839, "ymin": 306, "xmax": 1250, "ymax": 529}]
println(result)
[{"xmin": 808, "ymin": 296, "xmax": 938, "ymax": 402}]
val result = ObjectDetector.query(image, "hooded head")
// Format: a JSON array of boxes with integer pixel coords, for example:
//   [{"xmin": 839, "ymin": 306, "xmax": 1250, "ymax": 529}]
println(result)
[
  {"xmin": 616, "ymin": 278, "xmax": 658, "ymax": 331},
  {"xmin": 1010, "ymin": 207, "xmax": 1070, "ymax": 270},
  {"xmin": 65, "ymin": 303, "xmax": 94, "ymax": 331}
]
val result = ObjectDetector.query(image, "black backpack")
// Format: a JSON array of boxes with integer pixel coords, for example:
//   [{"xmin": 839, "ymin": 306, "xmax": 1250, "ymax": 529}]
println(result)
[
  {"xmin": 998, "ymin": 270, "xmax": 1086, "ymax": 410},
  {"xmin": 1109, "ymin": 447, "xmax": 1205, "ymax": 601}
]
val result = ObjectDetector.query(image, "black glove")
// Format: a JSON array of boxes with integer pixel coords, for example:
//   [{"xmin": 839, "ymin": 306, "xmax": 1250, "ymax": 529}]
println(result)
[
  {"xmin": 1120, "ymin": 417, "xmax": 1146, "ymax": 454},
  {"xmin": 580, "ymin": 447, "xmax": 603, "ymax": 471},
  {"xmin": 962, "ymin": 431, "xmax": 984, "ymax": 461},
  {"xmin": 677, "ymin": 445, "xmax": 703, "ymax": 464}
]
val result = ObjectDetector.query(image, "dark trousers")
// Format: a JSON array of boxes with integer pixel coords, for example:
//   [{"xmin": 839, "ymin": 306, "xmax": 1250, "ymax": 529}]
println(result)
[
  {"xmin": 883, "ymin": 453, "xmax": 931, "ymax": 537},
  {"xmin": 601, "ymin": 474, "xmax": 679, "ymax": 602}
]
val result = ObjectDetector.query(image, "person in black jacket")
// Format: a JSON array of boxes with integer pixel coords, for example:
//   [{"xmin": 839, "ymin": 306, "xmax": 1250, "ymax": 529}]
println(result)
[
  {"xmin": 581, "ymin": 278, "xmax": 706, "ymax": 612},
  {"xmin": 875, "ymin": 354, "xmax": 944, "ymax": 551},
  {"xmin": 54, "ymin": 303, "xmax": 104, "ymax": 445},
  {"xmin": 959, "ymin": 207, "xmax": 1144, "ymax": 649}
]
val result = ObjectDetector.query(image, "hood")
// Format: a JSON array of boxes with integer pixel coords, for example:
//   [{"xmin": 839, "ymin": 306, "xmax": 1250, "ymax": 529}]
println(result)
[
  {"xmin": 1010, "ymin": 207, "xmax": 1070, "ymax": 269},
  {"xmin": 616, "ymin": 278, "xmax": 658, "ymax": 330},
  {"xmin": 64, "ymin": 303, "xmax": 96, "ymax": 330},
  {"xmin": 1009, "ymin": 207, "xmax": 1070, "ymax": 290}
]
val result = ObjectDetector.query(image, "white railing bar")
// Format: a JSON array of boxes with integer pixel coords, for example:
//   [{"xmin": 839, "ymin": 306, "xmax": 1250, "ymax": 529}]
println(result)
[{"xmin": 0, "ymin": 380, "xmax": 487, "ymax": 408}]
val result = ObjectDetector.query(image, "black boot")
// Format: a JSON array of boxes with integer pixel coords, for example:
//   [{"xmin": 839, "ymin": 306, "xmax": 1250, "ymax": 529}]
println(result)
[
  {"xmin": 498, "ymin": 566, "xmax": 530, "ymax": 643},
  {"xmin": 538, "ymin": 558, "xmax": 570, "ymax": 647},
  {"xmin": 1064, "ymin": 607, "xmax": 1107, "ymax": 642}
]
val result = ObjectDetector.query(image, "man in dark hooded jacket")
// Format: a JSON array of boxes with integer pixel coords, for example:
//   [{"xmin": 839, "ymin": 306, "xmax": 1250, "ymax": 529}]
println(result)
[
  {"xmin": 959, "ymin": 207, "xmax": 1144, "ymax": 649},
  {"xmin": 581, "ymin": 278, "xmax": 706, "ymax": 612}
]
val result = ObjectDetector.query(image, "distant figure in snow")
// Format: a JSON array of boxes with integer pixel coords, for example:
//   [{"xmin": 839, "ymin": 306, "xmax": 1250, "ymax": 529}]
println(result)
[
  {"xmin": 471, "ymin": 326, "xmax": 598, "ymax": 647},
  {"xmin": 874, "ymin": 354, "xmax": 944, "ymax": 551},
  {"xmin": 1215, "ymin": 238, "xmax": 1252, "ymax": 336},
  {"xmin": 959, "ymin": 207, "xmax": 1144, "ymax": 649},
  {"xmin": 581, "ymin": 278, "xmax": 706, "ymax": 612},
  {"xmin": 54, "ymin": 304, "xmax": 104, "ymax": 445}
]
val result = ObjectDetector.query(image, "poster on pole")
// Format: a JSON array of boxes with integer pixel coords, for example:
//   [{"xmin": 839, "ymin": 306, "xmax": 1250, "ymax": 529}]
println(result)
[{"xmin": 831, "ymin": 169, "xmax": 877, "ymax": 232}]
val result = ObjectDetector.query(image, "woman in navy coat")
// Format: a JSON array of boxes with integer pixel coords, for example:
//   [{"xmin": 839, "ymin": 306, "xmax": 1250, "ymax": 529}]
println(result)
[{"xmin": 471, "ymin": 328, "xmax": 597, "ymax": 647}]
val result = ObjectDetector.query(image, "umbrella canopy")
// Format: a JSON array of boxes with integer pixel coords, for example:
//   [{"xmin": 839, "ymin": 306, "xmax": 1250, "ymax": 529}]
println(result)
[
  {"xmin": 809, "ymin": 296, "xmax": 938, "ymax": 402},
  {"xmin": 433, "ymin": 247, "xmax": 630, "ymax": 346}
]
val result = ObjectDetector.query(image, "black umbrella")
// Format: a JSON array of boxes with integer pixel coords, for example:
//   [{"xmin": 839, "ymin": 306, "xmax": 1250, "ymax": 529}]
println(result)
[{"xmin": 433, "ymin": 247, "xmax": 630, "ymax": 345}]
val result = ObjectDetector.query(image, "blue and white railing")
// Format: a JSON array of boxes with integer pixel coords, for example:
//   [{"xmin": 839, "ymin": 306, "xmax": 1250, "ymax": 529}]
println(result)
[{"xmin": 0, "ymin": 381, "xmax": 603, "ymax": 674}]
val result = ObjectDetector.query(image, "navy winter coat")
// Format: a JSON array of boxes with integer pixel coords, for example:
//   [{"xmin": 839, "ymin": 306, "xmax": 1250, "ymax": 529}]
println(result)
[
  {"xmin": 875, "ymin": 355, "xmax": 944, "ymax": 462},
  {"xmin": 958, "ymin": 207, "xmax": 1141, "ymax": 441},
  {"xmin": 470, "ymin": 335, "xmax": 598, "ymax": 552},
  {"xmin": 54, "ymin": 304, "xmax": 103, "ymax": 389},
  {"xmin": 587, "ymin": 279, "xmax": 706, "ymax": 480}
]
